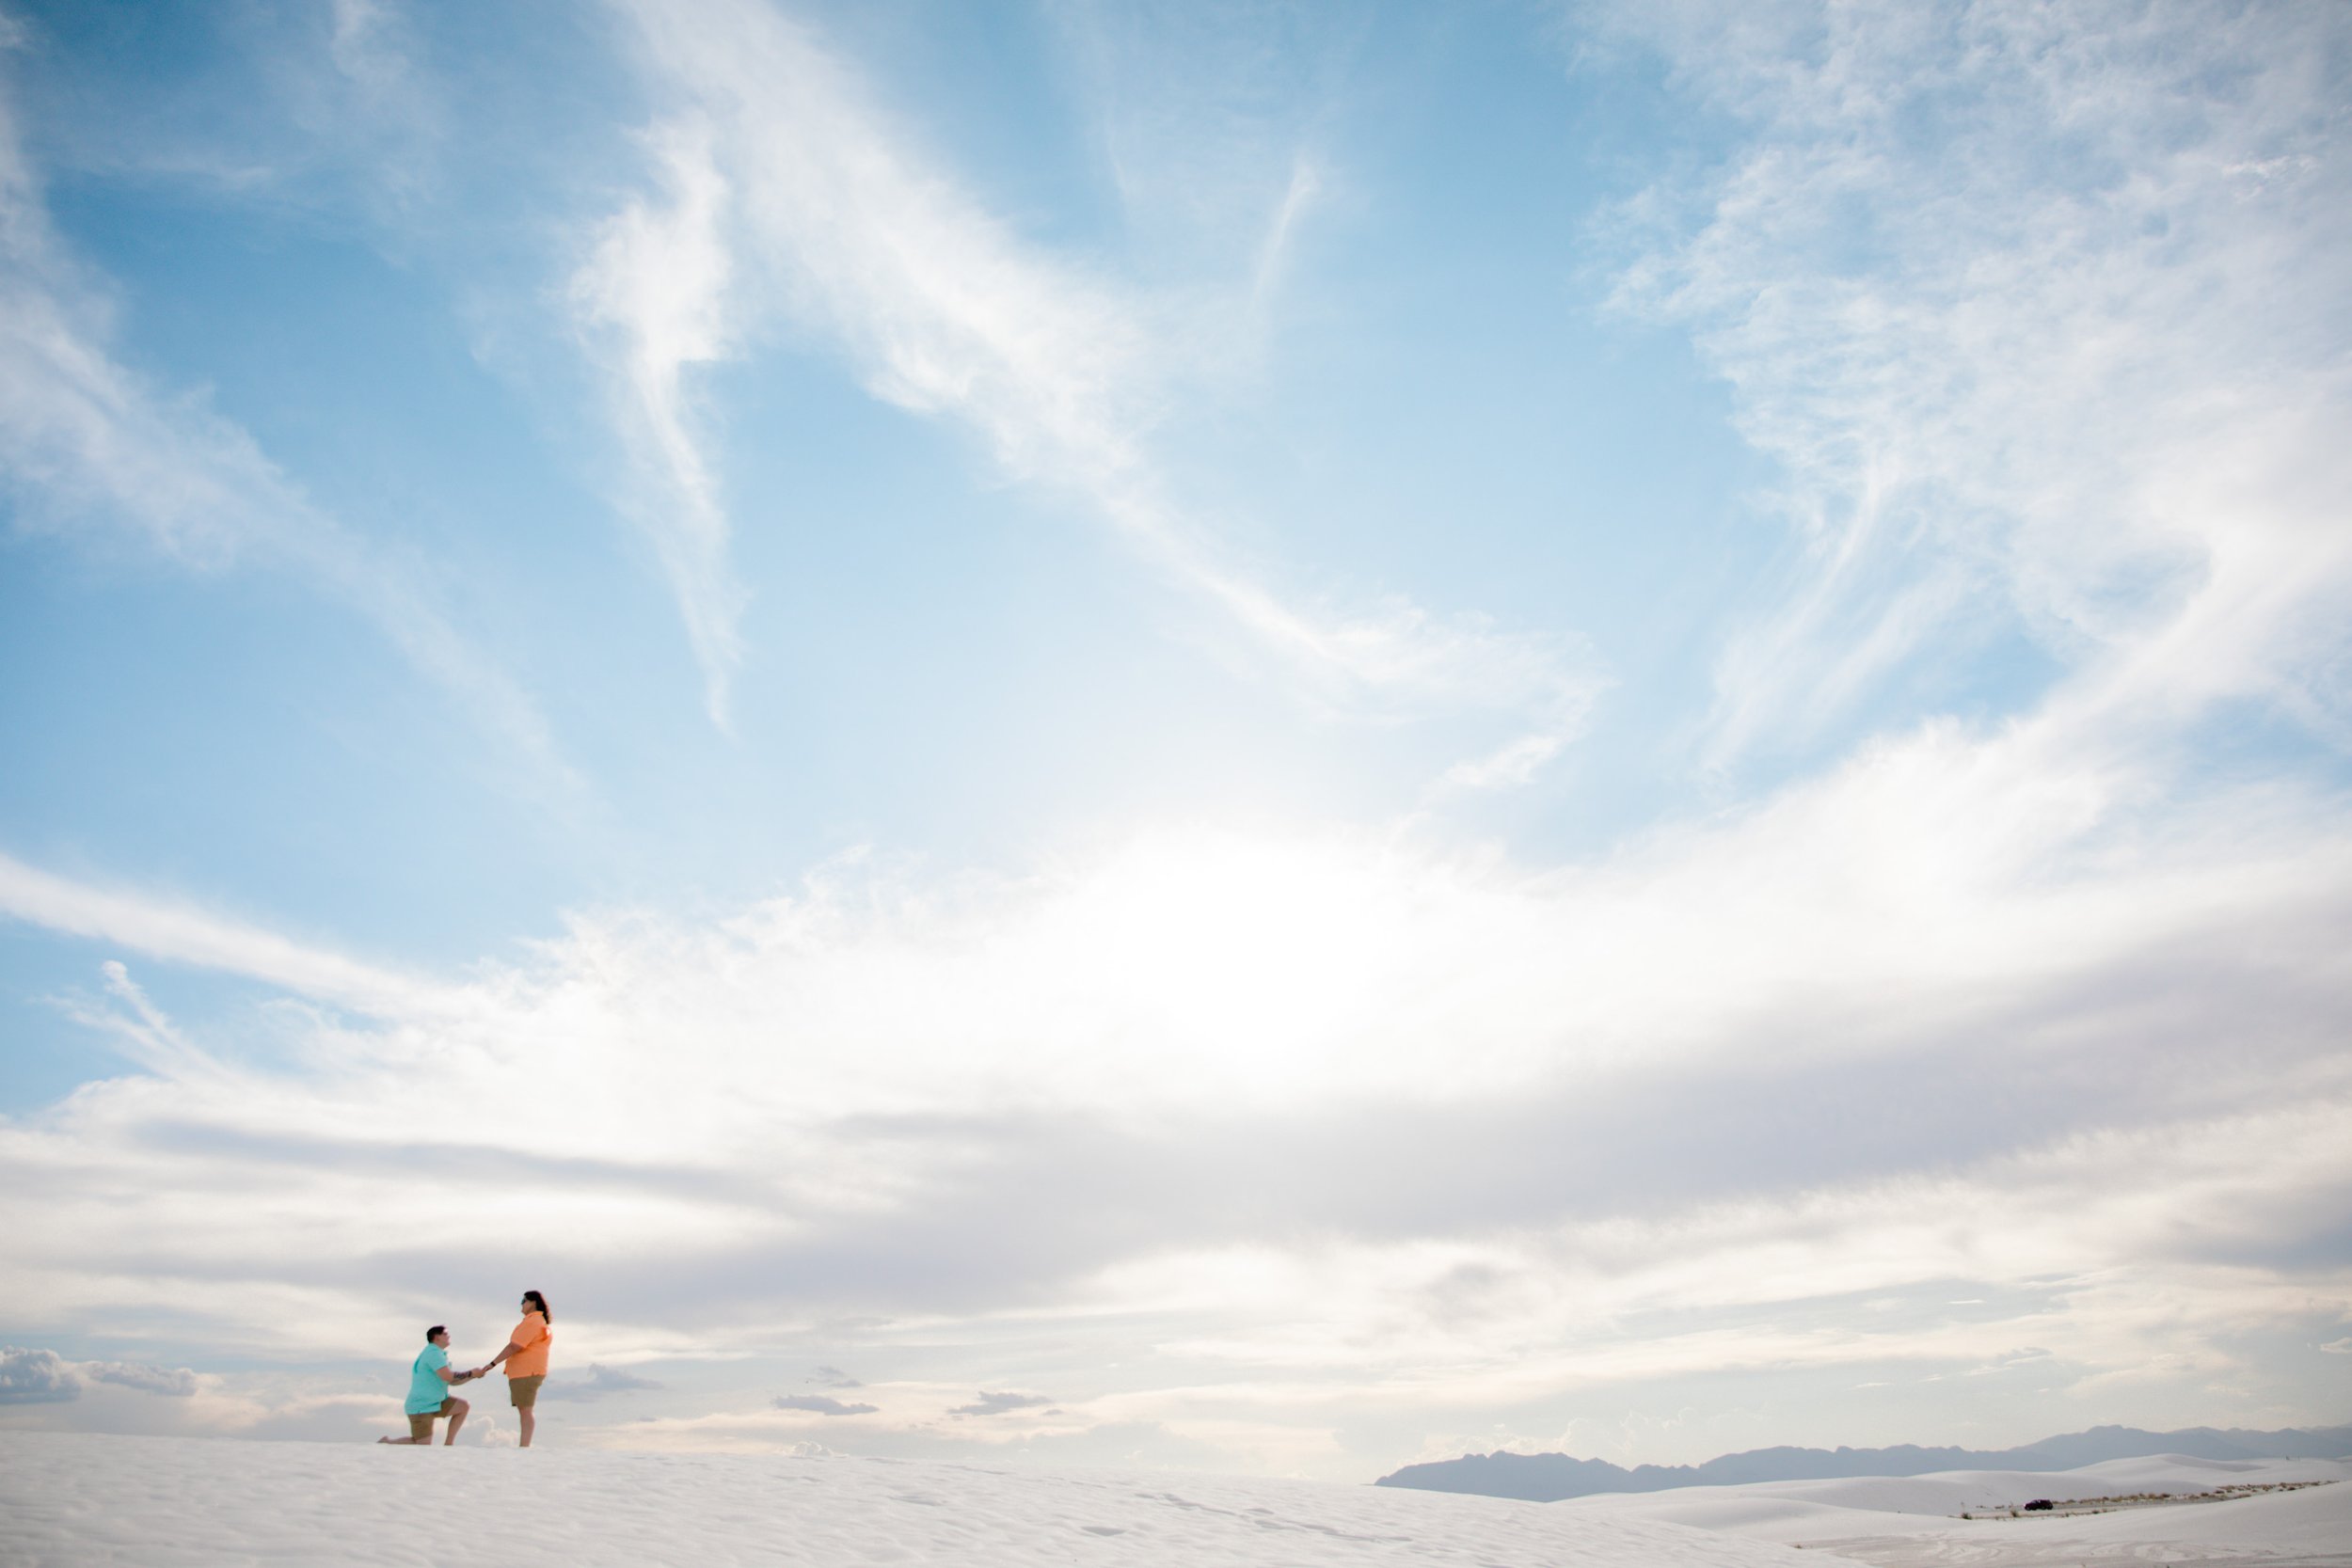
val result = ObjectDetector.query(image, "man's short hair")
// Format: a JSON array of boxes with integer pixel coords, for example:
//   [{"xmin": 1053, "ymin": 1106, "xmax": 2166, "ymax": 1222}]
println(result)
[{"xmin": 425, "ymin": 1324, "xmax": 446, "ymax": 1342}]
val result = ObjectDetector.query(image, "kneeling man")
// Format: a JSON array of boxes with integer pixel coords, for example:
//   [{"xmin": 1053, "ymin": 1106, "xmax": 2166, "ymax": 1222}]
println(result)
[{"xmin": 379, "ymin": 1324, "xmax": 482, "ymax": 1446}]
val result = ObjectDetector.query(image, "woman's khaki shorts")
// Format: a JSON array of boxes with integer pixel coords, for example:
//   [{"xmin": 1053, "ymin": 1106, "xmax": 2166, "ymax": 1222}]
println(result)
[
  {"xmin": 508, "ymin": 1374, "xmax": 545, "ymax": 1409},
  {"xmin": 407, "ymin": 1397, "xmax": 454, "ymax": 1439}
]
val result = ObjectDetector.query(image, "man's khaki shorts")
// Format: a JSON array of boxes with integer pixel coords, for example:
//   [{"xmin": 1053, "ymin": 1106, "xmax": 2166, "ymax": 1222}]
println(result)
[
  {"xmin": 406, "ymin": 1396, "xmax": 454, "ymax": 1440},
  {"xmin": 508, "ymin": 1374, "xmax": 545, "ymax": 1409}
]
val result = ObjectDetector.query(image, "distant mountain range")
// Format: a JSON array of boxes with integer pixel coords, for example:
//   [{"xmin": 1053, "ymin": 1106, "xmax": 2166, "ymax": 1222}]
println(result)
[{"xmin": 1375, "ymin": 1424, "xmax": 2352, "ymax": 1503}]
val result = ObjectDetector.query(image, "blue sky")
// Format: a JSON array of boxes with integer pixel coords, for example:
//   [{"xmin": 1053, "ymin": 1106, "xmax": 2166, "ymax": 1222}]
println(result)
[{"xmin": 2, "ymin": 0, "xmax": 2349, "ymax": 1475}]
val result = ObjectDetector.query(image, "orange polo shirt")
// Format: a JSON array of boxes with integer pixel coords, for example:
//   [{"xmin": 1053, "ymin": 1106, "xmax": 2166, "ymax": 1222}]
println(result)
[{"xmin": 503, "ymin": 1310, "xmax": 551, "ymax": 1379}]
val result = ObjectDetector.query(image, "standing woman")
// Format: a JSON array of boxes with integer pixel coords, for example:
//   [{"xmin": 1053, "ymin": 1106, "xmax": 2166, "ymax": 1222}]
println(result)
[{"xmin": 484, "ymin": 1290, "xmax": 553, "ymax": 1447}]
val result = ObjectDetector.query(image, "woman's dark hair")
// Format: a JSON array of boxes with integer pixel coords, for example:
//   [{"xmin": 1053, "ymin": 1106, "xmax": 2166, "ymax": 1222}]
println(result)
[
  {"xmin": 522, "ymin": 1290, "xmax": 550, "ymax": 1323},
  {"xmin": 425, "ymin": 1324, "xmax": 446, "ymax": 1342}
]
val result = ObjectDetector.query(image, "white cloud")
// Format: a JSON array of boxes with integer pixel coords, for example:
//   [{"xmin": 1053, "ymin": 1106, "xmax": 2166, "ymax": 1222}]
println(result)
[
  {"xmin": 1, "ymin": 707, "xmax": 2345, "ymax": 1438},
  {"xmin": 1592, "ymin": 0, "xmax": 2352, "ymax": 768},
  {"xmin": 326, "ymin": 0, "xmax": 406, "ymax": 97},
  {"xmin": 0, "ymin": 71, "xmax": 576, "ymax": 796},
  {"xmin": 0, "ymin": 851, "xmax": 451, "ymax": 1019},
  {"xmin": 581, "ymin": 0, "xmax": 1594, "ymax": 775},
  {"xmin": 1249, "ymin": 153, "xmax": 1324, "ymax": 311},
  {"xmin": 52, "ymin": 961, "xmax": 216, "ymax": 1082},
  {"xmin": 278, "ymin": 0, "xmax": 445, "ymax": 210},
  {"xmin": 570, "ymin": 116, "xmax": 745, "ymax": 728},
  {"xmin": 1045, "ymin": 0, "xmax": 1341, "ymax": 304}
]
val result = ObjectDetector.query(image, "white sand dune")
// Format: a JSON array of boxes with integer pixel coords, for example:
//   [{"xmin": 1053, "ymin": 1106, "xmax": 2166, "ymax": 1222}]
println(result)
[
  {"xmin": 0, "ymin": 1431, "xmax": 1817, "ymax": 1568},
  {"xmin": 1549, "ymin": 1453, "xmax": 2352, "ymax": 1568},
  {"xmin": 6, "ymin": 1433, "xmax": 2341, "ymax": 1567}
]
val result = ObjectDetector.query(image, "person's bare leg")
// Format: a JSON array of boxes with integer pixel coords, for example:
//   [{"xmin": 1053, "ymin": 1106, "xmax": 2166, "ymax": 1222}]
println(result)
[
  {"xmin": 444, "ymin": 1398, "xmax": 469, "ymax": 1446},
  {"xmin": 517, "ymin": 1406, "xmax": 534, "ymax": 1448}
]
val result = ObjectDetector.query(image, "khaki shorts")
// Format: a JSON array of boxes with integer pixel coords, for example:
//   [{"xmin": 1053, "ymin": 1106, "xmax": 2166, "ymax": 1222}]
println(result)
[
  {"xmin": 508, "ymin": 1374, "xmax": 545, "ymax": 1409},
  {"xmin": 407, "ymin": 1397, "xmax": 454, "ymax": 1440}
]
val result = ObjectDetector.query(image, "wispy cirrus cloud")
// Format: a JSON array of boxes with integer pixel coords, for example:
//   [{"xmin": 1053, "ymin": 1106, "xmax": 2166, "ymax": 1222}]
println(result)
[
  {"xmin": 1591, "ymin": 0, "xmax": 2352, "ymax": 768},
  {"xmin": 0, "ymin": 66, "xmax": 576, "ymax": 798},
  {"xmin": 570, "ymin": 116, "xmax": 744, "ymax": 728},
  {"xmin": 325, "ymin": 0, "xmax": 413, "ymax": 102},
  {"xmin": 578, "ymin": 0, "xmax": 1596, "ymax": 777},
  {"xmin": 51, "ymin": 961, "xmax": 216, "ymax": 1083},
  {"xmin": 1046, "ymin": 0, "xmax": 1344, "ymax": 305},
  {"xmin": 0, "ymin": 850, "xmax": 449, "ymax": 1019}
]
